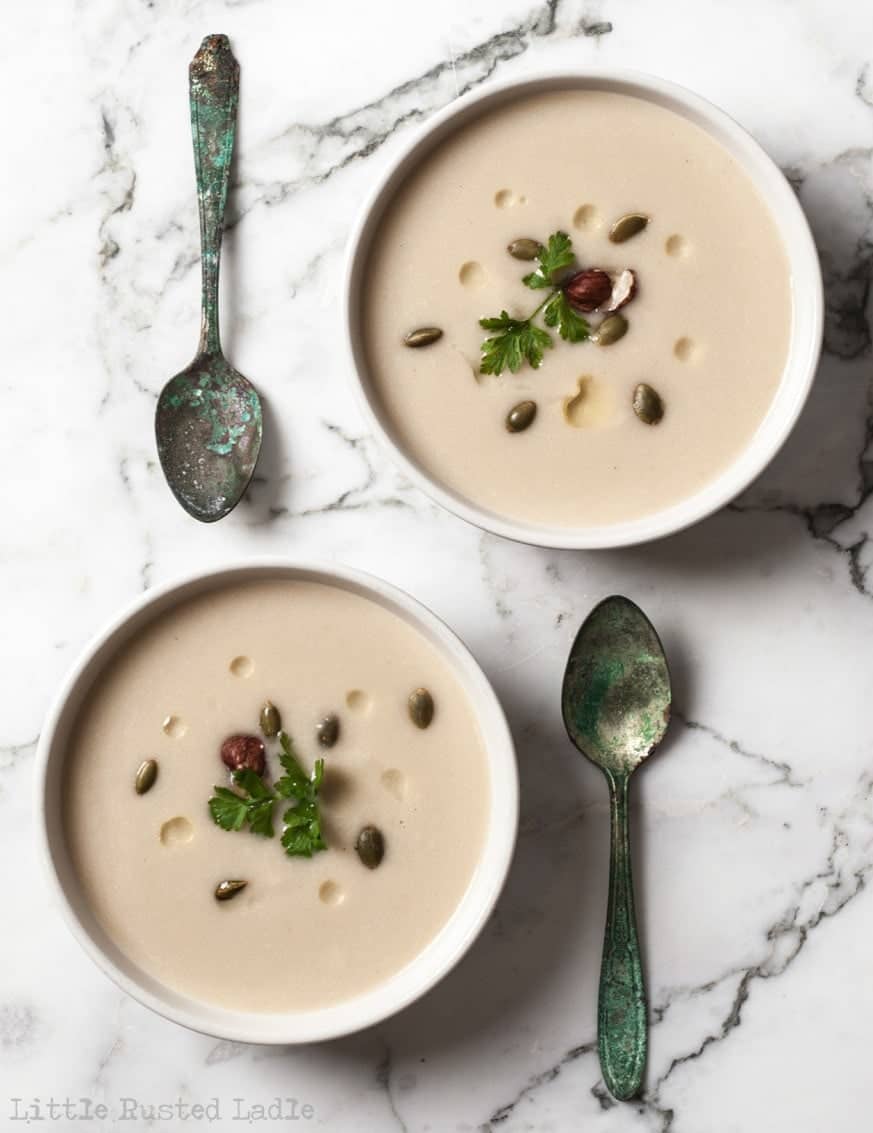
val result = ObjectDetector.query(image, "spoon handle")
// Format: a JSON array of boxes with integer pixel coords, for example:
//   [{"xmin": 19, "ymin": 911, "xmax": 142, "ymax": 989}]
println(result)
[
  {"xmin": 189, "ymin": 34, "xmax": 239, "ymax": 356},
  {"xmin": 599, "ymin": 770, "xmax": 646, "ymax": 1100}
]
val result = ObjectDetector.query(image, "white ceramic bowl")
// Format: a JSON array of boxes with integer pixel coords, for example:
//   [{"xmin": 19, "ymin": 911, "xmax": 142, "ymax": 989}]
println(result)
[
  {"xmin": 35, "ymin": 560, "xmax": 518, "ymax": 1043},
  {"xmin": 344, "ymin": 68, "xmax": 823, "ymax": 549}
]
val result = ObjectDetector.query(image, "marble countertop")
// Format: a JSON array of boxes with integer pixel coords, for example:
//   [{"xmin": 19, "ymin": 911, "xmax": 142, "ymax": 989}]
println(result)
[{"xmin": 5, "ymin": 1, "xmax": 873, "ymax": 1129}]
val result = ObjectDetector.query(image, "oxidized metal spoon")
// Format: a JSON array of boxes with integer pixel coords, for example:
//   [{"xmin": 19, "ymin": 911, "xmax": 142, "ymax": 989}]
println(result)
[
  {"xmin": 561, "ymin": 596, "xmax": 672, "ymax": 1101},
  {"xmin": 155, "ymin": 34, "xmax": 262, "ymax": 522}
]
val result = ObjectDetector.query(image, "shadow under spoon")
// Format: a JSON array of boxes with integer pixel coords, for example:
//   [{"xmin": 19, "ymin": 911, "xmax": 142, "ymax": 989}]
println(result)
[
  {"xmin": 155, "ymin": 34, "xmax": 262, "ymax": 522},
  {"xmin": 561, "ymin": 595, "xmax": 672, "ymax": 1101}
]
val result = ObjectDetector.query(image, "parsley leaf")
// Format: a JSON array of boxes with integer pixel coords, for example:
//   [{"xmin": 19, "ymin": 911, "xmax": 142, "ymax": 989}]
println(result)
[
  {"xmin": 247, "ymin": 797, "xmax": 277, "ymax": 837},
  {"xmin": 275, "ymin": 731, "xmax": 313, "ymax": 798},
  {"xmin": 543, "ymin": 290, "xmax": 591, "ymax": 343},
  {"xmin": 479, "ymin": 311, "xmax": 553, "ymax": 375},
  {"xmin": 276, "ymin": 731, "xmax": 327, "ymax": 858},
  {"xmin": 209, "ymin": 786, "xmax": 250, "ymax": 831},
  {"xmin": 233, "ymin": 768, "xmax": 272, "ymax": 800},
  {"xmin": 281, "ymin": 798, "xmax": 327, "ymax": 857},
  {"xmin": 522, "ymin": 231, "xmax": 574, "ymax": 290},
  {"xmin": 208, "ymin": 772, "xmax": 276, "ymax": 838}
]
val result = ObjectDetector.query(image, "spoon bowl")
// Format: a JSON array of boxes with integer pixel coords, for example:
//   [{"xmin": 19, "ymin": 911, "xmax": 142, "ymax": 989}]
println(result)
[
  {"xmin": 562, "ymin": 595, "xmax": 671, "ymax": 1101},
  {"xmin": 156, "ymin": 353, "xmax": 261, "ymax": 523},
  {"xmin": 155, "ymin": 34, "xmax": 262, "ymax": 522},
  {"xmin": 563, "ymin": 595, "xmax": 671, "ymax": 774}
]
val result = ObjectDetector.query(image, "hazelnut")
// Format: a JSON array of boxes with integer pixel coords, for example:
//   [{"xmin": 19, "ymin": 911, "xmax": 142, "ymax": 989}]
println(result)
[
  {"xmin": 564, "ymin": 268, "xmax": 613, "ymax": 313},
  {"xmin": 601, "ymin": 268, "xmax": 637, "ymax": 313},
  {"xmin": 220, "ymin": 734, "xmax": 266, "ymax": 775}
]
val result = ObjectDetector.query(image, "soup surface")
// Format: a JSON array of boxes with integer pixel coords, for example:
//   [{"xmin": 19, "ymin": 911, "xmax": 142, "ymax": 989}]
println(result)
[
  {"xmin": 64, "ymin": 577, "xmax": 490, "ymax": 1012},
  {"xmin": 362, "ymin": 89, "xmax": 792, "ymax": 527}
]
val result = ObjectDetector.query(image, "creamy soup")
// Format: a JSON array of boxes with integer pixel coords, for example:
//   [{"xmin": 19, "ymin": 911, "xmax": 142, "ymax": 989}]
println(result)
[
  {"xmin": 362, "ymin": 89, "xmax": 792, "ymax": 528},
  {"xmin": 64, "ymin": 578, "xmax": 490, "ymax": 1012}
]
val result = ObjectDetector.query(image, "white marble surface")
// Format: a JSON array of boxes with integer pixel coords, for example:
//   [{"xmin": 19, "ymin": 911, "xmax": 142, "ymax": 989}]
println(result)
[{"xmin": 5, "ymin": 0, "xmax": 873, "ymax": 1128}]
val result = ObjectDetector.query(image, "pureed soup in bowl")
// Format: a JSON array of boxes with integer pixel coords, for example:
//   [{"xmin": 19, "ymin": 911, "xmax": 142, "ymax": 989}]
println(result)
[
  {"xmin": 37, "ymin": 564, "xmax": 517, "ymax": 1042},
  {"xmin": 346, "ymin": 72, "xmax": 822, "ymax": 547}
]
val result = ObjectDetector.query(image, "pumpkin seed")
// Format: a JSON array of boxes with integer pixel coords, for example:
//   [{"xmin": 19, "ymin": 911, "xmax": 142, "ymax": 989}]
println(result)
[
  {"xmin": 632, "ymin": 383, "xmax": 665, "ymax": 425},
  {"xmin": 506, "ymin": 400, "xmax": 537, "ymax": 433},
  {"xmin": 408, "ymin": 687, "xmax": 434, "ymax": 729},
  {"xmin": 609, "ymin": 213, "xmax": 649, "ymax": 243},
  {"xmin": 135, "ymin": 759, "xmax": 158, "ymax": 795},
  {"xmin": 316, "ymin": 714, "xmax": 340, "ymax": 748},
  {"xmin": 259, "ymin": 700, "xmax": 281, "ymax": 738},
  {"xmin": 215, "ymin": 879, "xmax": 247, "ymax": 902},
  {"xmin": 507, "ymin": 238, "xmax": 543, "ymax": 261},
  {"xmin": 355, "ymin": 825, "xmax": 385, "ymax": 870},
  {"xmin": 596, "ymin": 313, "xmax": 628, "ymax": 346},
  {"xmin": 404, "ymin": 326, "xmax": 443, "ymax": 348}
]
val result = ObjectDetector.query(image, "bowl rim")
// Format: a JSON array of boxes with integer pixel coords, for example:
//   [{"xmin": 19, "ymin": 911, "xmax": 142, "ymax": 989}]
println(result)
[
  {"xmin": 343, "ymin": 65, "xmax": 824, "ymax": 550},
  {"xmin": 34, "ymin": 558, "xmax": 518, "ymax": 1044}
]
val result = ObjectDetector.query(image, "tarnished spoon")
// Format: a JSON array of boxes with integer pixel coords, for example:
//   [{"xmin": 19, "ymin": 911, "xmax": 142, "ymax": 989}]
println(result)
[
  {"xmin": 561, "ymin": 596, "xmax": 672, "ymax": 1101},
  {"xmin": 155, "ymin": 34, "xmax": 262, "ymax": 522}
]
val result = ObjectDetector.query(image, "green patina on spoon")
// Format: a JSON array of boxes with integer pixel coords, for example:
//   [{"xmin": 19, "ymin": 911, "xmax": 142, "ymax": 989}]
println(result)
[
  {"xmin": 561, "ymin": 596, "xmax": 672, "ymax": 1101},
  {"xmin": 155, "ymin": 34, "xmax": 262, "ymax": 522}
]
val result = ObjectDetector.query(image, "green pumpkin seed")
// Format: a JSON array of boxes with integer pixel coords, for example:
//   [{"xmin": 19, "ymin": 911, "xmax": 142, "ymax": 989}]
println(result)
[
  {"xmin": 355, "ymin": 825, "xmax": 385, "ymax": 870},
  {"xmin": 135, "ymin": 759, "xmax": 158, "ymax": 795},
  {"xmin": 316, "ymin": 714, "xmax": 340, "ymax": 748},
  {"xmin": 632, "ymin": 383, "xmax": 665, "ymax": 425},
  {"xmin": 259, "ymin": 700, "xmax": 281, "ymax": 738},
  {"xmin": 215, "ymin": 879, "xmax": 247, "ymax": 902},
  {"xmin": 596, "ymin": 313, "xmax": 628, "ymax": 346},
  {"xmin": 408, "ymin": 687, "xmax": 435, "ymax": 729},
  {"xmin": 505, "ymin": 400, "xmax": 537, "ymax": 433},
  {"xmin": 507, "ymin": 238, "xmax": 543, "ymax": 261},
  {"xmin": 404, "ymin": 326, "xmax": 443, "ymax": 348},
  {"xmin": 609, "ymin": 213, "xmax": 649, "ymax": 244}
]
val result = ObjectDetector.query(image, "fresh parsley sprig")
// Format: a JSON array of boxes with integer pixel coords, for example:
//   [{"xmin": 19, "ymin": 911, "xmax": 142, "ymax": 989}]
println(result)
[
  {"xmin": 479, "ymin": 231, "xmax": 590, "ymax": 376},
  {"xmin": 209, "ymin": 768, "xmax": 276, "ymax": 838},
  {"xmin": 275, "ymin": 731, "xmax": 326, "ymax": 858},
  {"xmin": 521, "ymin": 231, "xmax": 575, "ymax": 289},
  {"xmin": 207, "ymin": 731, "xmax": 327, "ymax": 857},
  {"xmin": 542, "ymin": 290, "xmax": 590, "ymax": 343},
  {"xmin": 479, "ymin": 311, "xmax": 553, "ymax": 375}
]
